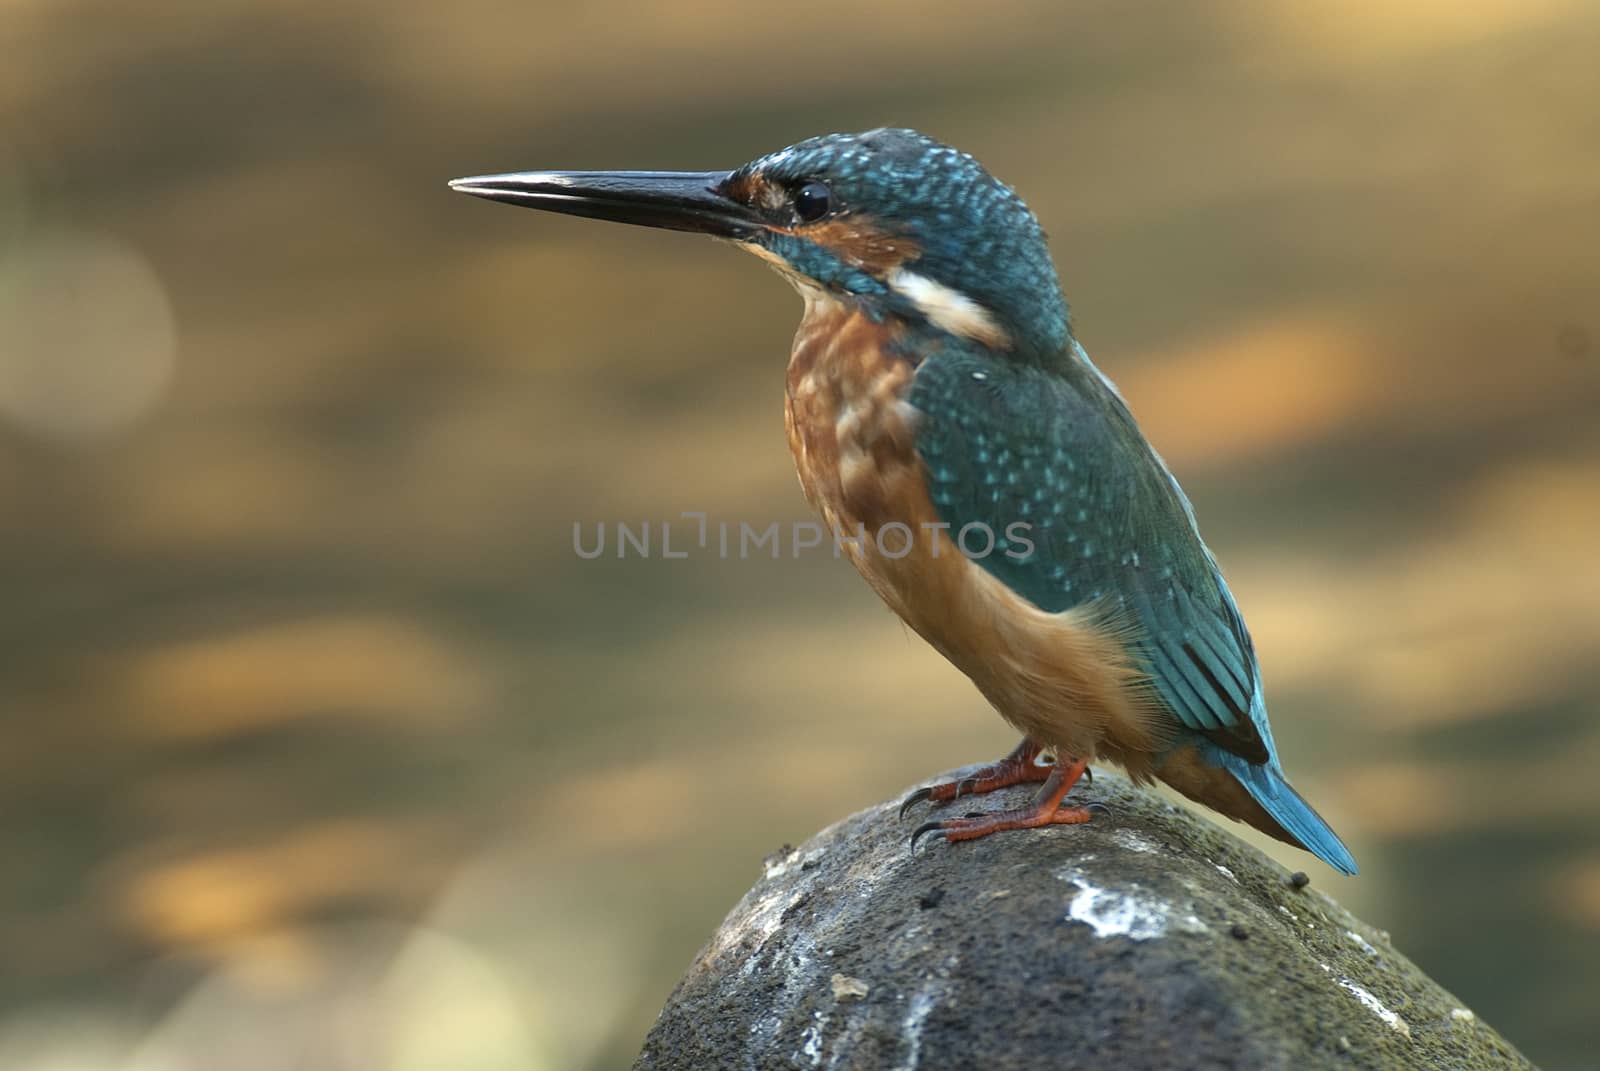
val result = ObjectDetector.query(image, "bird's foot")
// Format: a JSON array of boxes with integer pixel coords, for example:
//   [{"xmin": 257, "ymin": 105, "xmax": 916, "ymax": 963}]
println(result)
[
  {"xmin": 910, "ymin": 755, "xmax": 1098, "ymax": 850},
  {"xmin": 898, "ymin": 738, "xmax": 1058, "ymax": 819},
  {"xmin": 912, "ymin": 802, "xmax": 1108, "ymax": 850}
]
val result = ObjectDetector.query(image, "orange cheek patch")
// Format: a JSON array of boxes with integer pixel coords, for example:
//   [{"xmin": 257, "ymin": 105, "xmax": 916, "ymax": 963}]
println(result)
[
  {"xmin": 796, "ymin": 219, "xmax": 921, "ymax": 275},
  {"xmin": 729, "ymin": 172, "xmax": 920, "ymax": 275}
]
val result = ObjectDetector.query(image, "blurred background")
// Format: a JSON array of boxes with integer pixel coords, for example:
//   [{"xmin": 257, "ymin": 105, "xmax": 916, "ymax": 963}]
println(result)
[{"xmin": 2, "ymin": 1, "xmax": 1597, "ymax": 1068}]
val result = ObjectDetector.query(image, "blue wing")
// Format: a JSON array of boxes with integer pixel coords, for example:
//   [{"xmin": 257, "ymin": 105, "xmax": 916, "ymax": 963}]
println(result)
[
  {"xmin": 908, "ymin": 340, "xmax": 1358, "ymax": 875},
  {"xmin": 909, "ymin": 340, "xmax": 1271, "ymax": 766}
]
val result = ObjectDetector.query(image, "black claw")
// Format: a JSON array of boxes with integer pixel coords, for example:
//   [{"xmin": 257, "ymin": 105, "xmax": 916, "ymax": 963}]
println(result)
[
  {"xmin": 1085, "ymin": 801, "xmax": 1112, "ymax": 817},
  {"xmin": 954, "ymin": 776, "xmax": 978, "ymax": 799},
  {"xmin": 1082, "ymin": 766, "xmax": 1094, "ymax": 785},
  {"xmin": 910, "ymin": 821, "xmax": 948, "ymax": 852},
  {"xmin": 898, "ymin": 787, "xmax": 934, "ymax": 820}
]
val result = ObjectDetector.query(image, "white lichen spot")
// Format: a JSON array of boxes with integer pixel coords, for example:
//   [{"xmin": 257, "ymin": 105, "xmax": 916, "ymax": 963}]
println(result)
[
  {"xmin": 1213, "ymin": 864, "xmax": 1239, "ymax": 883},
  {"xmin": 897, "ymin": 985, "xmax": 941, "ymax": 1071},
  {"xmin": 831, "ymin": 973, "xmax": 870, "ymax": 1001},
  {"xmin": 1345, "ymin": 930, "xmax": 1381, "ymax": 958},
  {"xmin": 712, "ymin": 880, "xmax": 816, "ymax": 979},
  {"xmin": 1451, "ymin": 1007, "xmax": 1476, "ymax": 1022},
  {"xmin": 1337, "ymin": 979, "xmax": 1412, "ymax": 1039},
  {"xmin": 748, "ymin": 1010, "xmax": 787, "ymax": 1058},
  {"xmin": 739, "ymin": 888, "xmax": 790, "ymax": 948},
  {"xmin": 763, "ymin": 853, "xmax": 798, "ymax": 880},
  {"xmin": 1278, "ymin": 905, "xmax": 1300, "ymax": 922},
  {"xmin": 1112, "ymin": 829, "xmax": 1160, "ymax": 854},
  {"xmin": 798, "ymin": 1010, "xmax": 826, "ymax": 1067},
  {"xmin": 1059, "ymin": 870, "xmax": 1209, "ymax": 940}
]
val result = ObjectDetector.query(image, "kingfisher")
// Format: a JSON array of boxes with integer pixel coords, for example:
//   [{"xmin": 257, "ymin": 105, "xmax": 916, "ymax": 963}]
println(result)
[{"xmin": 450, "ymin": 128, "xmax": 1358, "ymax": 874}]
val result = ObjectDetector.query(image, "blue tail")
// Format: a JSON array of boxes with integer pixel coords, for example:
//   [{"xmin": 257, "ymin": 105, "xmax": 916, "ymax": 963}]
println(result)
[{"xmin": 1215, "ymin": 750, "xmax": 1359, "ymax": 876}]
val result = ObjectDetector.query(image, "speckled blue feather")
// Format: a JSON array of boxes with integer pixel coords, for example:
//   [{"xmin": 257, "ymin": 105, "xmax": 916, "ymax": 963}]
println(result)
[{"xmin": 909, "ymin": 337, "xmax": 1358, "ymax": 875}]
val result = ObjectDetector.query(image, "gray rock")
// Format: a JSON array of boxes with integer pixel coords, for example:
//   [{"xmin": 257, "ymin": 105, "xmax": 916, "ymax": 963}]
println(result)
[{"xmin": 634, "ymin": 767, "xmax": 1533, "ymax": 1071}]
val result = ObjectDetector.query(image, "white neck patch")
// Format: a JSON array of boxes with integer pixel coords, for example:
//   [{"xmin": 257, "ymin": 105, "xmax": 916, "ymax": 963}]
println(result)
[
  {"xmin": 885, "ymin": 267, "xmax": 1011, "ymax": 350},
  {"xmin": 742, "ymin": 244, "xmax": 1012, "ymax": 349}
]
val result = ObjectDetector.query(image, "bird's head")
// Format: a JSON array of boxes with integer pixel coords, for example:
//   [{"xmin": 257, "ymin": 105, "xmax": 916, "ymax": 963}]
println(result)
[{"xmin": 451, "ymin": 129, "xmax": 1069, "ymax": 359}]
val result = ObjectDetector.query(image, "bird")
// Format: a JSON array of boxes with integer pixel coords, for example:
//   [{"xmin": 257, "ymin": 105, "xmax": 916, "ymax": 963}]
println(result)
[{"xmin": 450, "ymin": 128, "xmax": 1359, "ymax": 875}]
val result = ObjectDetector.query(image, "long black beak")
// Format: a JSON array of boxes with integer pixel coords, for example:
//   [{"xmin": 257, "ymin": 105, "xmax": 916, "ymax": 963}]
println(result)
[{"xmin": 448, "ymin": 170, "xmax": 759, "ymax": 238}]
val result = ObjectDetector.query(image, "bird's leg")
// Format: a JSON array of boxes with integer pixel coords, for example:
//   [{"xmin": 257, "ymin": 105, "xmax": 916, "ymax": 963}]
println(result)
[
  {"xmin": 898, "ymin": 738, "xmax": 1056, "ymax": 818},
  {"xmin": 911, "ymin": 755, "xmax": 1100, "ymax": 849}
]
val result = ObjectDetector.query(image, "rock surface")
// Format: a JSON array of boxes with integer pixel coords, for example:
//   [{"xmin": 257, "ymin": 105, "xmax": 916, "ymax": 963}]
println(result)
[{"xmin": 634, "ymin": 767, "xmax": 1533, "ymax": 1070}]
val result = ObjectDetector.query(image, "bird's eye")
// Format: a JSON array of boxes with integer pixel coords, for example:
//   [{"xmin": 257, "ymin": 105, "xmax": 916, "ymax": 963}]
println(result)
[{"xmin": 793, "ymin": 180, "xmax": 831, "ymax": 223}]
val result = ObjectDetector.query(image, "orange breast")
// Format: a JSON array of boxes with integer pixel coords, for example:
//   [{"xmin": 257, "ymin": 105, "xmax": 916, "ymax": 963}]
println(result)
[
  {"xmin": 782, "ymin": 301, "xmax": 1167, "ymax": 768},
  {"xmin": 784, "ymin": 303, "xmax": 922, "ymax": 535}
]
